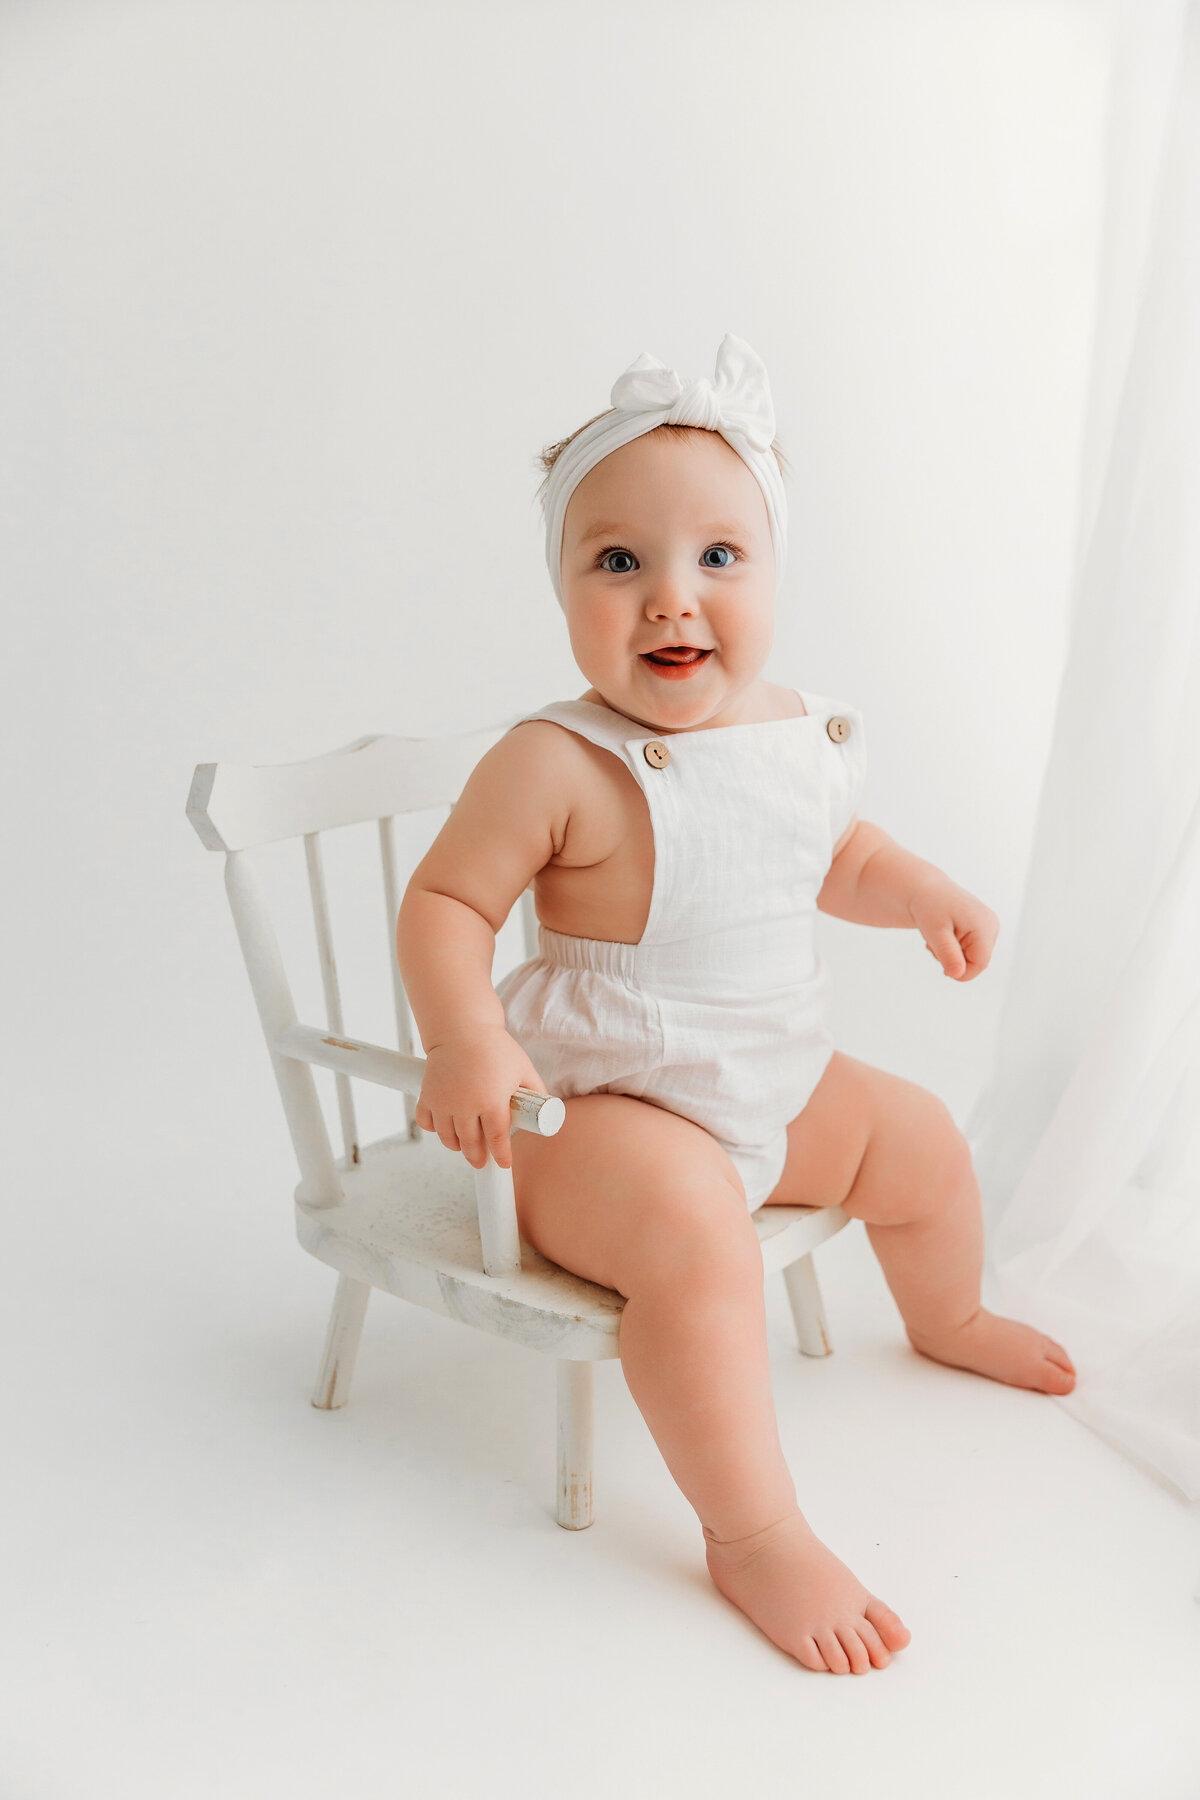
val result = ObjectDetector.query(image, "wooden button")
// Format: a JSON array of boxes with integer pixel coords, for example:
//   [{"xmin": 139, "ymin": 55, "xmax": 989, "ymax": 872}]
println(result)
[
  {"xmin": 826, "ymin": 715, "xmax": 851, "ymax": 744},
  {"xmin": 643, "ymin": 739, "xmax": 671, "ymax": 769}
]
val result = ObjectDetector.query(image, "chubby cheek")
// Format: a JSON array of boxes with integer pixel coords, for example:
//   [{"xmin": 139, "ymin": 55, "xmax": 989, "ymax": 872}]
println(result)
[
  {"xmin": 565, "ymin": 612, "xmax": 624, "ymax": 680},
  {"xmin": 587, "ymin": 614, "xmax": 628, "ymax": 656},
  {"xmin": 713, "ymin": 601, "xmax": 774, "ymax": 671}
]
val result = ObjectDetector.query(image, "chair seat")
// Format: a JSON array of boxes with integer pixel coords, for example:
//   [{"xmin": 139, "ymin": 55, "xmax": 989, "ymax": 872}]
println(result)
[{"xmin": 295, "ymin": 1129, "xmax": 850, "ymax": 1362}]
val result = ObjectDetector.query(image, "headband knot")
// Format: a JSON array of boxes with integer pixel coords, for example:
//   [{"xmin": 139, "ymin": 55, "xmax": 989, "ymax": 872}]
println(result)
[
  {"xmin": 542, "ymin": 332, "xmax": 787, "ymax": 607},
  {"xmin": 609, "ymin": 339, "xmax": 776, "ymax": 449}
]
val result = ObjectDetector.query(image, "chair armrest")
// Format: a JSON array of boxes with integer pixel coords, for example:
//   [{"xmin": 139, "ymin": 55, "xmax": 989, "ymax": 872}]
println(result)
[
  {"xmin": 273, "ymin": 1022, "xmax": 565, "ymax": 1138},
  {"xmin": 274, "ymin": 1021, "xmax": 564, "ymax": 1279}
]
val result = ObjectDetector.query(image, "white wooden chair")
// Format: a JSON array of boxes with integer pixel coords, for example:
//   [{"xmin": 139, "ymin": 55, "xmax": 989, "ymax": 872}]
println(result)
[{"xmin": 186, "ymin": 722, "xmax": 851, "ymax": 1530}]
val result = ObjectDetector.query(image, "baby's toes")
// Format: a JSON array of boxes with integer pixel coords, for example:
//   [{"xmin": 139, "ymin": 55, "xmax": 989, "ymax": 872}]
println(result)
[
  {"xmin": 1042, "ymin": 1345, "xmax": 1076, "ymax": 1395},
  {"xmin": 817, "ymin": 1630, "xmax": 851, "ymax": 1674},
  {"xmin": 865, "ymin": 1598, "xmax": 911, "ymax": 1651},
  {"xmin": 837, "ymin": 1628, "xmax": 872, "ymax": 1675},
  {"xmin": 797, "ymin": 1636, "xmax": 827, "ymax": 1673},
  {"xmin": 856, "ymin": 1616, "xmax": 892, "ymax": 1668}
]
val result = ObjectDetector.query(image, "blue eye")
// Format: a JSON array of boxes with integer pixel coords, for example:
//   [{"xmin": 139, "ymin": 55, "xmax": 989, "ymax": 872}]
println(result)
[
  {"xmin": 600, "ymin": 548, "xmax": 637, "ymax": 573},
  {"xmin": 702, "ymin": 544, "xmax": 737, "ymax": 568}
]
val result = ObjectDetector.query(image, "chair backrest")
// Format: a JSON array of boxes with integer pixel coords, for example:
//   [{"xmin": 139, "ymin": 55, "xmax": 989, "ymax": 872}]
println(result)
[{"xmin": 186, "ymin": 722, "xmax": 535, "ymax": 1204}]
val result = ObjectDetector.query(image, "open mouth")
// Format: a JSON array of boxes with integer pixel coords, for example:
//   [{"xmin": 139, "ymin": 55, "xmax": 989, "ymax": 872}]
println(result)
[{"xmin": 640, "ymin": 645, "xmax": 713, "ymax": 674}]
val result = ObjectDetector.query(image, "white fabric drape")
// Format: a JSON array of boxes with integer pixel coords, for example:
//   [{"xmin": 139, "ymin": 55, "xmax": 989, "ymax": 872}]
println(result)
[{"xmin": 968, "ymin": 0, "xmax": 1200, "ymax": 1504}]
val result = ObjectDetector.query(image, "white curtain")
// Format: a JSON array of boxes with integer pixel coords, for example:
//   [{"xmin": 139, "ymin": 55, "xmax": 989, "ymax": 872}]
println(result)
[{"xmin": 968, "ymin": 0, "xmax": 1200, "ymax": 1507}]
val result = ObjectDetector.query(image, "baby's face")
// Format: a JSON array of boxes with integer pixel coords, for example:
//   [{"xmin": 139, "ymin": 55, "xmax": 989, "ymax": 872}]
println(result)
[{"xmin": 559, "ymin": 428, "xmax": 776, "ymax": 732}]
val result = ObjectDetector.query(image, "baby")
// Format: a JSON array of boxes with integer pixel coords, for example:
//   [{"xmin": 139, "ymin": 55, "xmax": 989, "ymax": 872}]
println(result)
[{"xmin": 397, "ymin": 333, "xmax": 1075, "ymax": 1676}]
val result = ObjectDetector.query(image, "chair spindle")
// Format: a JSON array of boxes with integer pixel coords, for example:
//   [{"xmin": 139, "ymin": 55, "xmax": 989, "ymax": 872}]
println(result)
[
  {"xmin": 519, "ymin": 887, "xmax": 539, "ymax": 961},
  {"xmin": 377, "ymin": 815, "xmax": 421, "ymax": 1139},
  {"xmin": 303, "ymin": 831, "xmax": 360, "ymax": 1167}
]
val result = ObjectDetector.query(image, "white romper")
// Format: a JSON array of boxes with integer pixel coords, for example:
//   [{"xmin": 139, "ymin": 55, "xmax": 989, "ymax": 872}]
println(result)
[{"xmin": 494, "ymin": 691, "xmax": 867, "ymax": 1211}]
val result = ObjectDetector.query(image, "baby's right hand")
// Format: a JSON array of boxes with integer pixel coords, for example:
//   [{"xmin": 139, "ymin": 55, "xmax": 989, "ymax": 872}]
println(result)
[{"xmin": 415, "ymin": 1026, "xmax": 551, "ymax": 1171}]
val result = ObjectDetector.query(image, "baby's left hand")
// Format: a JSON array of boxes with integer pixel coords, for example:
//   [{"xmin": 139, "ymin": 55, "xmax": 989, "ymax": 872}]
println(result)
[{"xmin": 909, "ymin": 878, "xmax": 999, "ymax": 981}]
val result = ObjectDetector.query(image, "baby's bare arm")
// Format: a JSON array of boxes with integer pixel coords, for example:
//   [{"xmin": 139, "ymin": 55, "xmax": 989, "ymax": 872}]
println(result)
[
  {"xmin": 396, "ymin": 722, "xmax": 574, "ymax": 1167},
  {"xmin": 818, "ymin": 818, "xmax": 999, "ymax": 981}
]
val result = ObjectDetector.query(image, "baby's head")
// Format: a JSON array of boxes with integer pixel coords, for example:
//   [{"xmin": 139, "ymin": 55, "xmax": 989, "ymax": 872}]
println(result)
[{"xmin": 536, "ymin": 335, "xmax": 790, "ymax": 732}]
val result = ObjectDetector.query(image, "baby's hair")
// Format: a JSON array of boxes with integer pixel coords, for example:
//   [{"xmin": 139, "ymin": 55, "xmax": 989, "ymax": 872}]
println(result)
[{"xmin": 534, "ymin": 409, "xmax": 791, "ymax": 506}]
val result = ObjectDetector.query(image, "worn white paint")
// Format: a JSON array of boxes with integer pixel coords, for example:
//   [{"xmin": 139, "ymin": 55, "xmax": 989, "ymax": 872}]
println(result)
[
  {"xmin": 189, "ymin": 724, "xmax": 851, "ymax": 1527},
  {"xmin": 297, "ymin": 1130, "xmax": 624, "ymax": 1359},
  {"xmin": 783, "ymin": 1252, "xmax": 834, "ymax": 1357},
  {"xmin": 312, "ymin": 1273, "xmax": 372, "ymax": 1410},
  {"xmin": 471, "ymin": 1149, "xmax": 523, "ymax": 1279},
  {"xmin": 557, "ymin": 1361, "xmax": 594, "ymax": 1530}
]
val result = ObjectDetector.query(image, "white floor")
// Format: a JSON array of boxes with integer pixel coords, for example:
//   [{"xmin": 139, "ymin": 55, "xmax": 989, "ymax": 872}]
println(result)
[{"xmin": 7, "ymin": 1123, "xmax": 1200, "ymax": 1800}]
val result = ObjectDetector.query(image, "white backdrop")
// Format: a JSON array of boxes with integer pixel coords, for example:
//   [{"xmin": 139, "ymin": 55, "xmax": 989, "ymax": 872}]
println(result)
[
  {"xmin": 1, "ymin": 0, "xmax": 1110, "ymax": 1176},
  {"xmin": 16, "ymin": 10, "xmax": 1195, "ymax": 1793}
]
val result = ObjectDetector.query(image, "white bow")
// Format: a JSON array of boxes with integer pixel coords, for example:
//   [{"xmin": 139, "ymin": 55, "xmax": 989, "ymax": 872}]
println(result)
[
  {"xmin": 541, "ymin": 331, "xmax": 787, "ymax": 606},
  {"xmin": 609, "ymin": 333, "xmax": 776, "ymax": 452}
]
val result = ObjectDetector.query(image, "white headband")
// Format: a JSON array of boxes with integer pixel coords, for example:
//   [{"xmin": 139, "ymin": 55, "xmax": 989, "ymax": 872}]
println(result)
[{"xmin": 542, "ymin": 331, "xmax": 788, "ymax": 608}]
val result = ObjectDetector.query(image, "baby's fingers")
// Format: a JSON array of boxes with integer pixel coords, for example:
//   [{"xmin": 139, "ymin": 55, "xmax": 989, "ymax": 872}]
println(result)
[
  {"xmin": 923, "ymin": 923, "xmax": 967, "ymax": 979},
  {"xmin": 454, "ymin": 1108, "xmax": 514, "ymax": 1171},
  {"xmin": 415, "ymin": 1097, "xmax": 457, "ymax": 1147},
  {"xmin": 454, "ymin": 1114, "xmax": 489, "ymax": 1171},
  {"xmin": 957, "ymin": 928, "xmax": 993, "ymax": 981},
  {"xmin": 425, "ymin": 1111, "xmax": 463, "ymax": 1155},
  {"xmin": 481, "ymin": 1104, "xmax": 515, "ymax": 1170}
]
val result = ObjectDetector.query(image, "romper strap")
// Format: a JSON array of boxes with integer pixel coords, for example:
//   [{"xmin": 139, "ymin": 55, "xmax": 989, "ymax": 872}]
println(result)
[{"xmin": 506, "ymin": 698, "xmax": 651, "ymax": 765}]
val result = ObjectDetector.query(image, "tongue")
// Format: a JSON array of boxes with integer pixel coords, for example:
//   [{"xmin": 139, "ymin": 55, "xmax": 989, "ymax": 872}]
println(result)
[{"xmin": 650, "ymin": 648, "xmax": 704, "ymax": 663}]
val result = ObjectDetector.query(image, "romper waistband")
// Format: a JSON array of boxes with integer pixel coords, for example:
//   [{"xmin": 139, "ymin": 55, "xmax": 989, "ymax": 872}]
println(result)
[{"xmin": 536, "ymin": 922, "xmax": 638, "ymax": 982}]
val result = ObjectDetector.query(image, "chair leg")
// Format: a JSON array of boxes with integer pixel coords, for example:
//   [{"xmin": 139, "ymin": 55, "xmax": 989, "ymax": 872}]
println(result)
[
  {"xmin": 556, "ymin": 1359, "xmax": 595, "ymax": 1530},
  {"xmin": 782, "ymin": 1253, "xmax": 833, "ymax": 1357},
  {"xmin": 311, "ymin": 1273, "xmax": 372, "ymax": 1408}
]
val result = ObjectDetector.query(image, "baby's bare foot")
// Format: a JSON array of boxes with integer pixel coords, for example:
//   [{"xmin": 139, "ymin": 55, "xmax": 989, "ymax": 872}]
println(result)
[
  {"xmin": 704, "ymin": 1510, "xmax": 911, "ymax": 1674},
  {"xmin": 906, "ymin": 1306, "xmax": 1076, "ymax": 1394}
]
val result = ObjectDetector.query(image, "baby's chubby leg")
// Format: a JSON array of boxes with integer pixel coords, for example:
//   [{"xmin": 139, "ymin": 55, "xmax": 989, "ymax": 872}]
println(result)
[
  {"xmin": 767, "ymin": 1052, "xmax": 1076, "ymax": 1395},
  {"xmin": 510, "ymin": 1094, "xmax": 910, "ymax": 1674}
]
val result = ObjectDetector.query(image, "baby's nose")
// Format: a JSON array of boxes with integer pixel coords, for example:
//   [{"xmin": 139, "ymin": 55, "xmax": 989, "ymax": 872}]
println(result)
[{"xmin": 645, "ymin": 576, "xmax": 697, "ymax": 619}]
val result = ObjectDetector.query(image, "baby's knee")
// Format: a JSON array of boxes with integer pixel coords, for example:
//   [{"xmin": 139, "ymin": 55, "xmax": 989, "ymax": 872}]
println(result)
[
  {"xmin": 899, "ymin": 1085, "xmax": 974, "ymax": 1203},
  {"xmin": 634, "ymin": 1177, "xmax": 763, "ymax": 1292}
]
